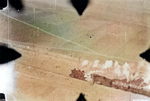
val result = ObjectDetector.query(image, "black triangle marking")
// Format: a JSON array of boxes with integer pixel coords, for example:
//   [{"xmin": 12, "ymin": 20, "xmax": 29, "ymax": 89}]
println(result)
[
  {"xmin": 77, "ymin": 93, "xmax": 87, "ymax": 101},
  {"xmin": 140, "ymin": 48, "xmax": 150, "ymax": 62},
  {"xmin": 0, "ymin": 0, "xmax": 7, "ymax": 10},
  {"xmin": 0, "ymin": 93, "xmax": 5, "ymax": 100},
  {"xmin": 0, "ymin": 45, "xmax": 21, "ymax": 64},
  {"xmin": 9, "ymin": 0, "xmax": 24, "ymax": 11},
  {"xmin": 71, "ymin": 0, "xmax": 89, "ymax": 15}
]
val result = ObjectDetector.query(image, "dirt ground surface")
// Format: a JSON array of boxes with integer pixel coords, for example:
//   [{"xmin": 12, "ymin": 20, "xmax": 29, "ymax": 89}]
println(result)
[{"xmin": 1, "ymin": 0, "xmax": 150, "ymax": 101}]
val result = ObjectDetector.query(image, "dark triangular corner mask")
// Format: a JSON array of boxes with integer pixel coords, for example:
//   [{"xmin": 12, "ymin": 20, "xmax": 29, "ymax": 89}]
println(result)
[
  {"xmin": 0, "ymin": 45, "xmax": 21, "ymax": 64},
  {"xmin": 140, "ymin": 48, "xmax": 150, "ymax": 63},
  {"xmin": 0, "ymin": 93, "xmax": 5, "ymax": 100},
  {"xmin": 71, "ymin": 0, "xmax": 89, "ymax": 15},
  {"xmin": 8, "ymin": 0, "xmax": 24, "ymax": 11},
  {"xmin": 0, "ymin": 0, "xmax": 7, "ymax": 10},
  {"xmin": 76, "ymin": 93, "xmax": 87, "ymax": 101}
]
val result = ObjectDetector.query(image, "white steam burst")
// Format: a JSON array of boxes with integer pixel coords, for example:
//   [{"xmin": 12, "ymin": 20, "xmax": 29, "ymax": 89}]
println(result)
[{"xmin": 0, "ymin": 61, "xmax": 16, "ymax": 94}]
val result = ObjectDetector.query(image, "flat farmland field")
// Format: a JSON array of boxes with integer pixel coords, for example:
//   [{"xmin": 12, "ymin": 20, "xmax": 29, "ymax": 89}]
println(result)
[{"xmin": 1, "ymin": 0, "xmax": 150, "ymax": 100}]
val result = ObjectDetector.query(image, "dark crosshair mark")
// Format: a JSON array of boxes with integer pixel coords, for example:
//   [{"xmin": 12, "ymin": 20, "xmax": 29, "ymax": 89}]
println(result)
[
  {"xmin": 76, "ymin": 93, "xmax": 87, "ymax": 101},
  {"xmin": 140, "ymin": 48, "xmax": 150, "ymax": 63},
  {"xmin": 70, "ymin": 0, "xmax": 89, "ymax": 16}
]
